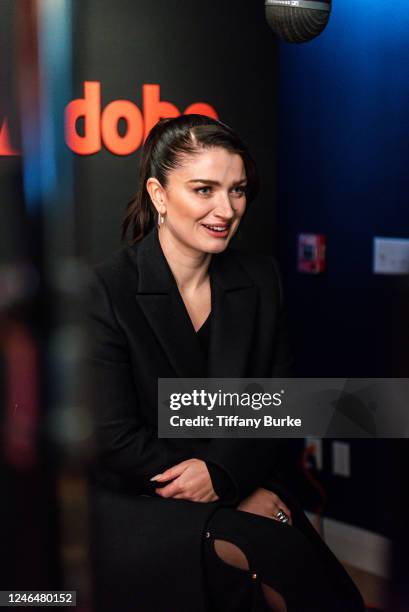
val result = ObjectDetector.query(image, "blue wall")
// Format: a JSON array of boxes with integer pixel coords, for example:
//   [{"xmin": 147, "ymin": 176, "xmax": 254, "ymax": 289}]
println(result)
[
  {"xmin": 277, "ymin": 0, "xmax": 409, "ymax": 376},
  {"xmin": 276, "ymin": 1, "xmax": 409, "ymax": 535}
]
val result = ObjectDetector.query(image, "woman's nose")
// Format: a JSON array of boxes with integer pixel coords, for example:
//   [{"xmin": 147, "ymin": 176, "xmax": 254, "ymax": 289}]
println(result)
[{"xmin": 214, "ymin": 193, "xmax": 235, "ymax": 218}]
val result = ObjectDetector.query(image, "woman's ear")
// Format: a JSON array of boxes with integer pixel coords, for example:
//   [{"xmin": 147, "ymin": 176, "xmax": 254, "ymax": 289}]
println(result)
[{"xmin": 146, "ymin": 177, "xmax": 167, "ymax": 215}]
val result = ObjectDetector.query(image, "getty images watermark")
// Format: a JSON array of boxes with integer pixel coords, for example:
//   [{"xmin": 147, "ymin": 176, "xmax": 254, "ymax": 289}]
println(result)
[{"xmin": 158, "ymin": 378, "xmax": 409, "ymax": 438}]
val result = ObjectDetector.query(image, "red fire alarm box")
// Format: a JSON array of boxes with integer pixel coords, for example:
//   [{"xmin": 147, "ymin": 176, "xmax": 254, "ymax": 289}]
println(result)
[{"xmin": 298, "ymin": 233, "xmax": 326, "ymax": 274}]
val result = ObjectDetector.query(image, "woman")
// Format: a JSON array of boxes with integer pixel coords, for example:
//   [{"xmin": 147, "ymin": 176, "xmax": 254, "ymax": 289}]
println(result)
[{"xmin": 86, "ymin": 114, "xmax": 365, "ymax": 612}]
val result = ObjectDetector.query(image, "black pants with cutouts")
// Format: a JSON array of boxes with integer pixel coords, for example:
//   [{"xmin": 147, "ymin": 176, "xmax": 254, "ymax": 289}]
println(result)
[{"xmin": 202, "ymin": 493, "xmax": 366, "ymax": 612}]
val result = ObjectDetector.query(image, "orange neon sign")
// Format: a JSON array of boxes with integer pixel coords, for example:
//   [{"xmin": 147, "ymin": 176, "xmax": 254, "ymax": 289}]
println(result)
[
  {"xmin": 65, "ymin": 82, "xmax": 218, "ymax": 155},
  {"xmin": 0, "ymin": 81, "xmax": 219, "ymax": 157},
  {"xmin": 0, "ymin": 119, "xmax": 20, "ymax": 156}
]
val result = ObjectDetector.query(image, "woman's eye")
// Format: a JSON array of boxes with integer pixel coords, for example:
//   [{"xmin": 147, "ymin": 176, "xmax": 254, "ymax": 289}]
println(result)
[
  {"xmin": 194, "ymin": 186, "xmax": 246, "ymax": 196},
  {"xmin": 231, "ymin": 186, "xmax": 246, "ymax": 195}
]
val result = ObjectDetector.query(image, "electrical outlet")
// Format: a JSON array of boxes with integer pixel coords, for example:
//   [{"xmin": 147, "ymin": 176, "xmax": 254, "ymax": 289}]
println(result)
[
  {"xmin": 332, "ymin": 441, "xmax": 350, "ymax": 477},
  {"xmin": 305, "ymin": 437, "xmax": 323, "ymax": 470},
  {"xmin": 373, "ymin": 237, "xmax": 409, "ymax": 274}
]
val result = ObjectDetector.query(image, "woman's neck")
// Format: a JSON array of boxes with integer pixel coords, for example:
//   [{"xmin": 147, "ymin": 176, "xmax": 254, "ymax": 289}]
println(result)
[{"xmin": 158, "ymin": 227, "xmax": 211, "ymax": 292}]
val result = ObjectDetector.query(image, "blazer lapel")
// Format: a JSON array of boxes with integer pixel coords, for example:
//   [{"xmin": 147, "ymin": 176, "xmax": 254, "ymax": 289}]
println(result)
[
  {"xmin": 129, "ymin": 227, "xmax": 257, "ymax": 379},
  {"xmin": 207, "ymin": 249, "xmax": 258, "ymax": 378},
  {"xmin": 130, "ymin": 228, "xmax": 205, "ymax": 378}
]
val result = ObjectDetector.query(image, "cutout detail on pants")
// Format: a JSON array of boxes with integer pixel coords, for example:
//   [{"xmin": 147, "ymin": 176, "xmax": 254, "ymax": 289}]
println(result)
[
  {"xmin": 206, "ymin": 535, "xmax": 287, "ymax": 611},
  {"xmin": 202, "ymin": 505, "xmax": 366, "ymax": 612}
]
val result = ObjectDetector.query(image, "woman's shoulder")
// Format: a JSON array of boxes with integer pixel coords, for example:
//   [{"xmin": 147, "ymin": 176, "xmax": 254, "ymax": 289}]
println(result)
[
  {"xmin": 88, "ymin": 244, "xmax": 138, "ymax": 294},
  {"xmin": 227, "ymin": 248, "xmax": 282, "ymax": 285}
]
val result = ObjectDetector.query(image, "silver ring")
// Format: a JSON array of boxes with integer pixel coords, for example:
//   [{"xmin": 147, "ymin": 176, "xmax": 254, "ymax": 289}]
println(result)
[{"xmin": 276, "ymin": 510, "xmax": 289, "ymax": 524}]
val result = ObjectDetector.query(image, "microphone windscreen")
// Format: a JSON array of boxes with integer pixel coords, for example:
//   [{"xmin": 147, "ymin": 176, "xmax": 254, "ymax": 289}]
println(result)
[{"xmin": 265, "ymin": 1, "xmax": 332, "ymax": 44}]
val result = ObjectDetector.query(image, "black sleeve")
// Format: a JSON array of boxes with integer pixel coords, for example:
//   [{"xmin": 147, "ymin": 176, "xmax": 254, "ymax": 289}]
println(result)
[
  {"xmin": 205, "ymin": 461, "xmax": 237, "ymax": 503},
  {"xmin": 197, "ymin": 438, "xmax": 285, "ymax": 505},
  {"xmin": 85, "ymin": 269, "xmax": 195, "ymax": 494},
  {"xmin": 197, "ymin": 258, "xmax": 295, "ymax": 504}
]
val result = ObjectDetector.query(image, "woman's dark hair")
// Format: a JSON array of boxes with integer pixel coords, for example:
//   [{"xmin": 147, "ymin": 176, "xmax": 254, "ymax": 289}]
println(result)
[{"xmin": 121, "ymin": 114, "xmax": 259, "ymax": 244}]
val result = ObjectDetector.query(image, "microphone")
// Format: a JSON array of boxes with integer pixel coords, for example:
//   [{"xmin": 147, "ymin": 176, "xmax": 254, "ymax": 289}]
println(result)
[{"xmin": 265, "ymin": 0, "xmax": 332, "ymax": 44}]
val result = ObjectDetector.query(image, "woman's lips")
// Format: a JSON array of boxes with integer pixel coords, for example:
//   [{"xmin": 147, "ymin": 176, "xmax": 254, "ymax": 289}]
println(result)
[{"xmin": 201, "ymin": 223, "xmax": 230, "ymax": 238}]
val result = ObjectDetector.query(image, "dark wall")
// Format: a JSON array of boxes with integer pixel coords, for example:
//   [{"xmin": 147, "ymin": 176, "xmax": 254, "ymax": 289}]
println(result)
[
  {"xmin": 276, "ymin": 1, "xmax": 409, "ymax": 378},
  {"xmin": 72, "ymin": 0, "xmax": 279, "ymax": 264},
  {"xmin": 276, "ymin": 1, "xmax": 409, "ymax": 536}
]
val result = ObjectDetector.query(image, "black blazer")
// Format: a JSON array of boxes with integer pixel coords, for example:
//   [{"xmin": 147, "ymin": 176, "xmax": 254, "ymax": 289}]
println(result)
[
  {"xmin": 86, "ymin": 225, "xmax": 294, "ymax": 505},
  {"xmin": 85, "ymin": 231, "xmax": 367, "ymax": 612},
  {"xmin": 86, "ymin": 225, "xmax": 295, "ymax": 612}
]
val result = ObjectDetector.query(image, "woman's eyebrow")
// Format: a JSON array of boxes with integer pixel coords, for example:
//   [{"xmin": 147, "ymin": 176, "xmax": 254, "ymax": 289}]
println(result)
[
  {"xmin": 186, "ymin": 178, "xmax": 248, "ymax": 186},
  {"xmin": 187, "ymin": 179, "xmax": 220, "ymax": 185}
]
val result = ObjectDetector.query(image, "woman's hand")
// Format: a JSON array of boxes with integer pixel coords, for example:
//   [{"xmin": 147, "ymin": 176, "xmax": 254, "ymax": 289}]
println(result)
[
  {"xmin": 237, "ymin": 487, "xmax": 293, "ymax": 526},
  {"xmin": 151, "ymin": 458, "xmax": 219, "ymax": 503}
]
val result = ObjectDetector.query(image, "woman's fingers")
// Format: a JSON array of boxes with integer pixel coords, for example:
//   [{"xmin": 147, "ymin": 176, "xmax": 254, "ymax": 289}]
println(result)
[
  {"xmin": 272, "ymin": 502, "xmax": 292, "ymax": 525},
  {"xmin": 265, "ymin": 490, "xmax": 292, "ymax": 524},
  {"xmin": 155, "ymin": 479, "xmax": 183, "ymax": 497},
  {"xmin": 156, "ymin": 478, "xmax": 215, "ymax": 502},
  {"xmin": 235, "ymin": 489, "xmax": 293, "ymax": 525},
  {"xmin": 153, "ymin": 459, "xmax": 218, "ymax": 502},
  {"xmin": 150, "ymin": 461, "xmax": 188, "ymax": 482}
]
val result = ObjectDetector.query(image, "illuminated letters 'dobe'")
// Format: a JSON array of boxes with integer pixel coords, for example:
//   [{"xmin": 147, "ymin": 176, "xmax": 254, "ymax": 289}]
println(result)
[{"xmin": 65, "ymin": 81, "xmax": 218, "ymax": 155}]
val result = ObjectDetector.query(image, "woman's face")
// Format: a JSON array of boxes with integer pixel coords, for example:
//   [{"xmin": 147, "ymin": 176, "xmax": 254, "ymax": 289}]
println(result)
[{"xmin": 152, "ymin": 147, "xmax": 247, "ymax": 255}]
